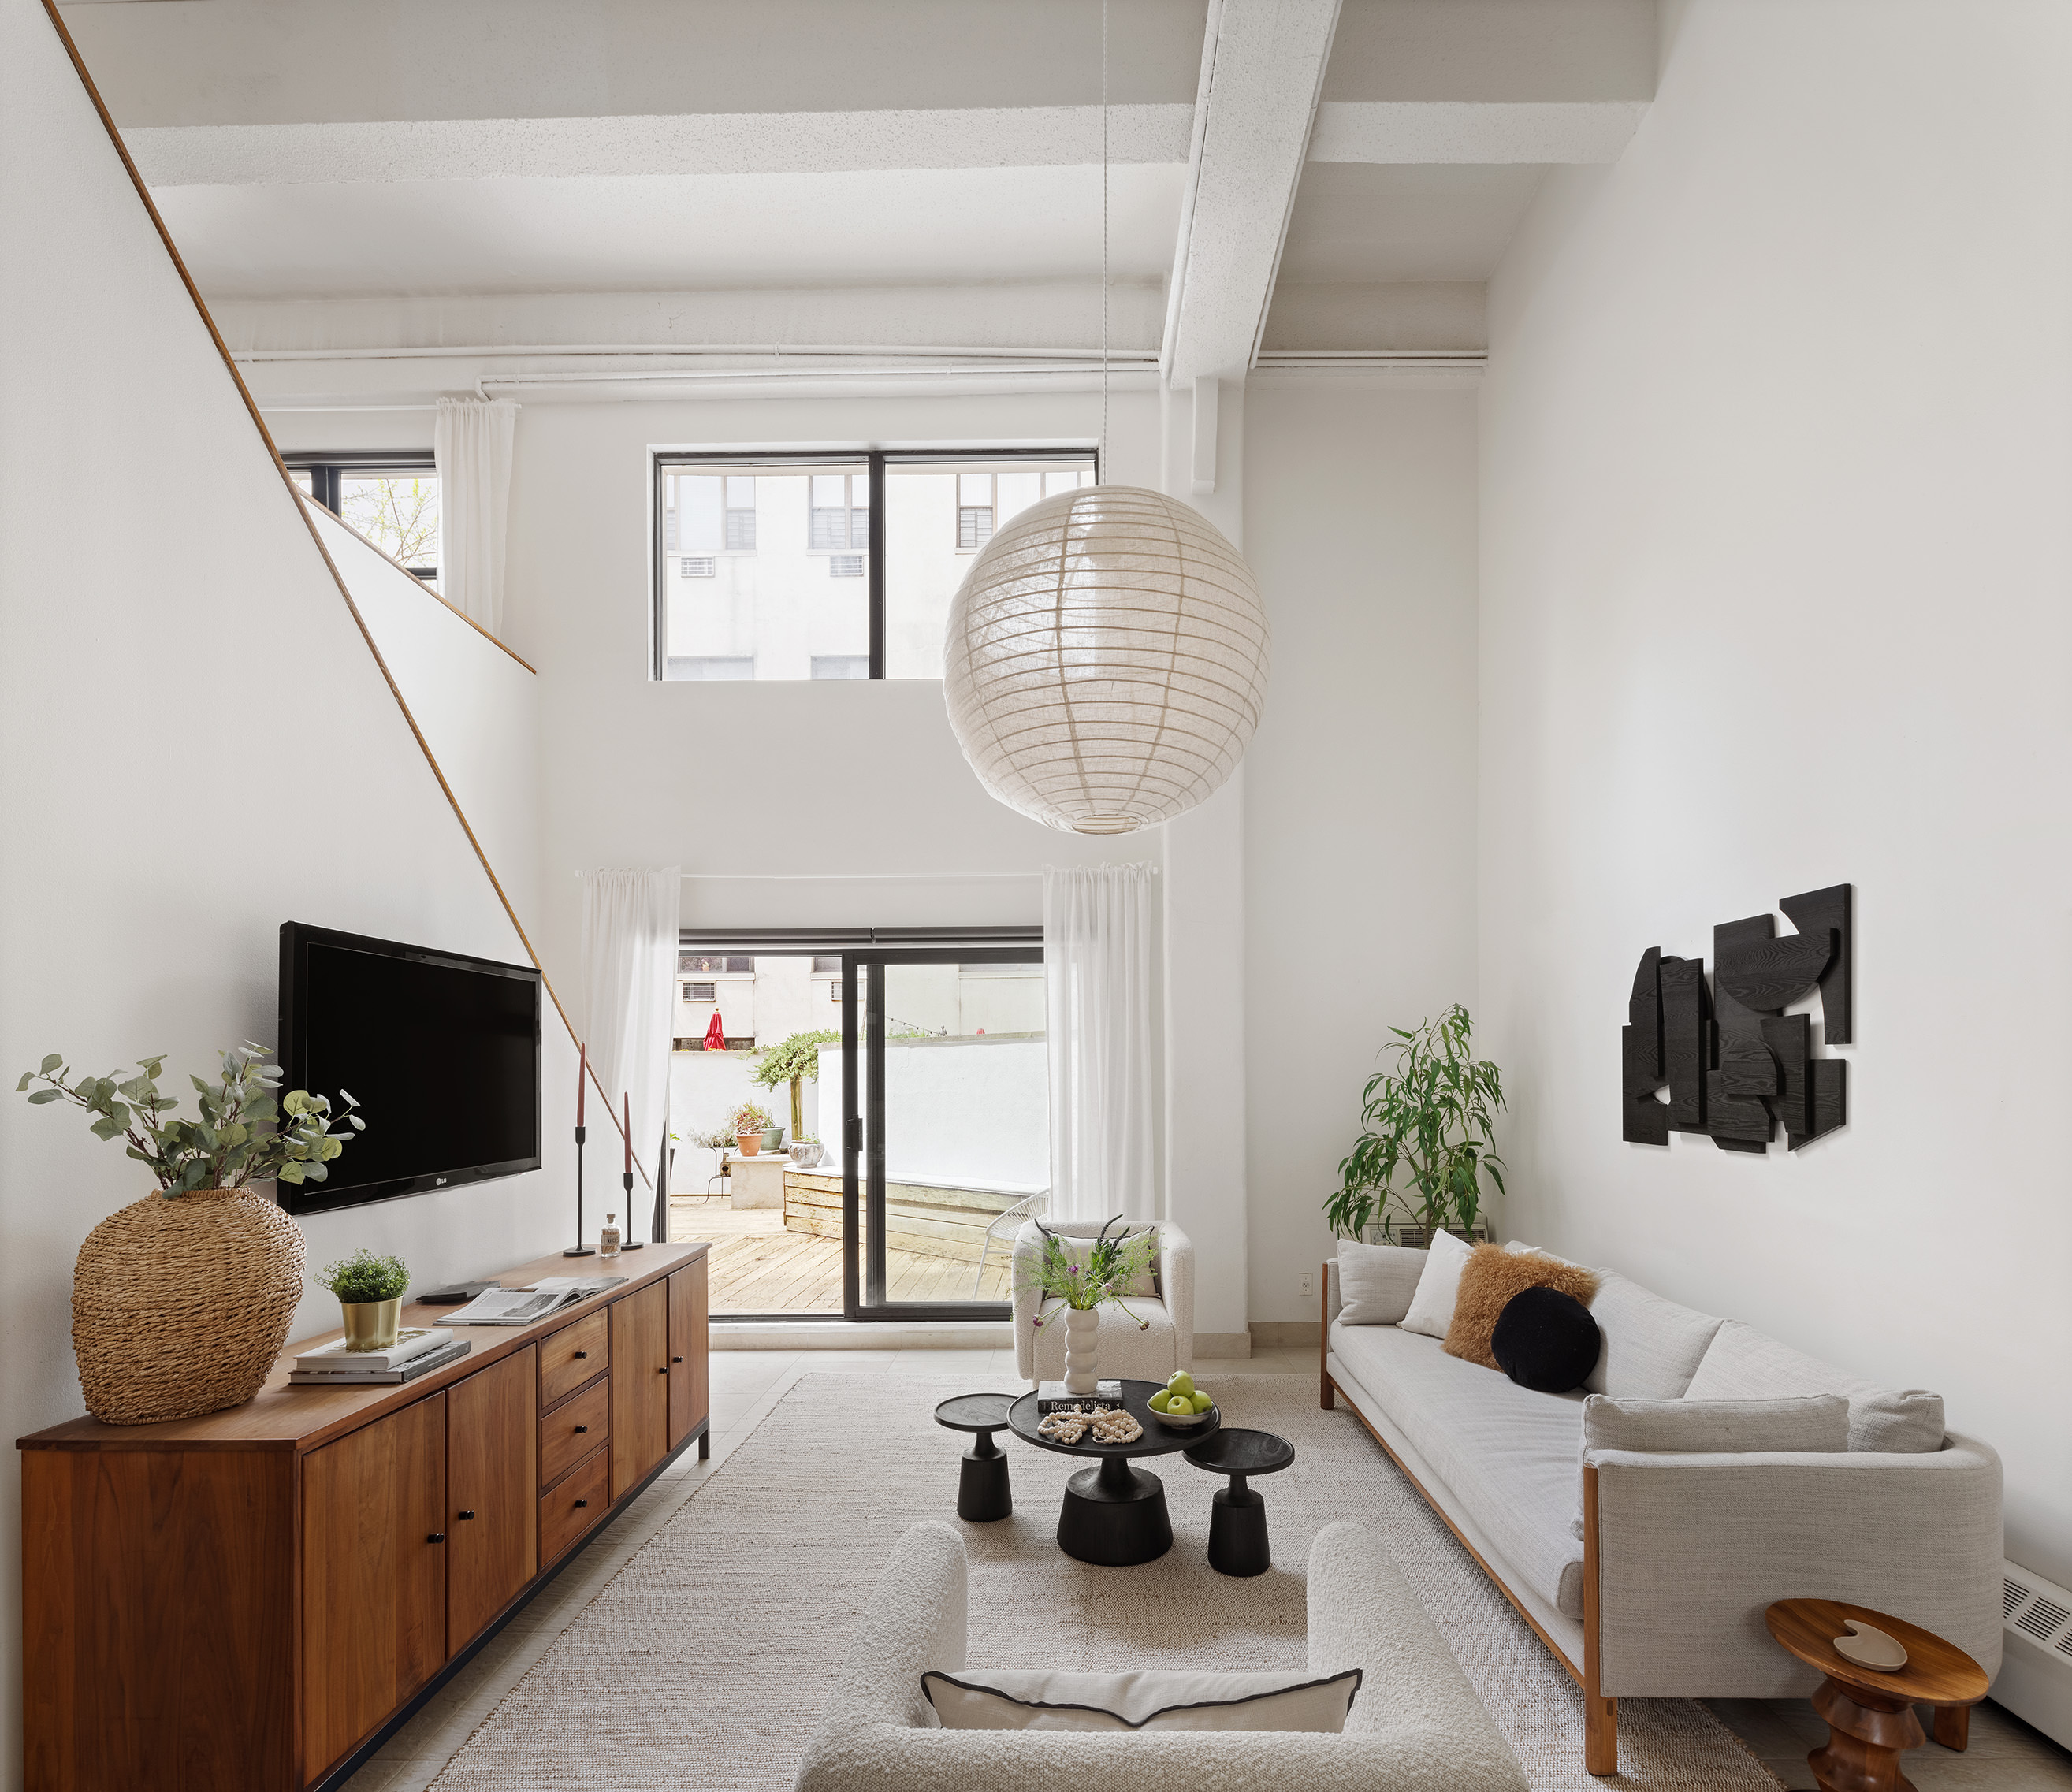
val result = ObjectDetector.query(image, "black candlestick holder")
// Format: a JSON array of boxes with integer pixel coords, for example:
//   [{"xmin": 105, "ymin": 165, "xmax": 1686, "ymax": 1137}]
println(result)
[
  {"xmin": 619, "ymin": 1169, "xmax": 645, "ymax": 1247},
  {"xmin": 564, "ymin": 1123, "xmax": 595, "ymax": 1257}
]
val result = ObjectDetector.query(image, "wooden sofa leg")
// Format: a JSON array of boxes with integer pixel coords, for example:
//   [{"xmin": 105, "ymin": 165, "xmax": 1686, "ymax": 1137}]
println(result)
[
  {"xmin": 1319, "ymin": 1260, "xmax": 1334, "ymax": 1408},
  {"xmin": 1585, "ymin": 1695, "xmax": 1618, "ymax": 1775}
]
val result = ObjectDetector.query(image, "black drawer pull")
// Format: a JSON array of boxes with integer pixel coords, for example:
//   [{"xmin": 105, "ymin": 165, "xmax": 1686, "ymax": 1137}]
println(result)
[
  {"xmin": 427, "ymin": 1532, "xmax": 446, "ymax": 1543},
  {"xmin": 573, "ymin": 1498, "xmax": 590, "ymax": 1509},
  {"xmin": 672, "ymin": 1355, "xmax": 683, "ymax": 1363},
  {"xmin": 572, "ymin": 1350, "xmax": 589, "ymax": 1359},
  {"xmin": 573, "ymin": 1424, "xmax": 589, "ymax": 1434},
  {"xmin": 659, "ymin": 1365, "xmax": 670, "ymax": 1375},
  {"xmin": 457, "ymin": 1510, "xmax": 476, "ymax": 1520}
]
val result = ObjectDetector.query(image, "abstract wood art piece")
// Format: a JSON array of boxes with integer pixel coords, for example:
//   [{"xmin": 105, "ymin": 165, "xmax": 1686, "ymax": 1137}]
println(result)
[{"xmin": 1621, "ymin": 883, "xmax": 1851, "ymax": 1153}]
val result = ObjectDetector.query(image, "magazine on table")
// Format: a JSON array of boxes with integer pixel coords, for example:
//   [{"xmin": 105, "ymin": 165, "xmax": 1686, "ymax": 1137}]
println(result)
[
  {"xmin": 443, "ymin": 1276, "xmax": 627, "ymax": 1326},
  {"xmin": 288, "ymin": 1338, "xmax": 471, "ymax": 1385},
  {"xmin": 294, "ymin": 1328, "xmax": 452, "ymax": 1373}
]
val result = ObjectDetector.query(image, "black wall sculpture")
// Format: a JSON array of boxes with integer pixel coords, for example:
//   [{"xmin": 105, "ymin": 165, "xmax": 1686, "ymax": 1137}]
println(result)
[{"xmin": 1622, "ymin": 883, "xmax": 1851, "ymax": 1153}]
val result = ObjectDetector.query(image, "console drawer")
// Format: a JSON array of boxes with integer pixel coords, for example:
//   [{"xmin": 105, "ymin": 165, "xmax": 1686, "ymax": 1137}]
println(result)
[
  {"xmin": 540, "ymin": 1445, "xmax": 610, "ymax": 1565},
  {"xmin": 540, "ymin": 1309, "xmax": 608, "ymax": 1407},
  {"xmin": 540, "ymin": 1375, "xmax": 610, "ymax": 1489}
]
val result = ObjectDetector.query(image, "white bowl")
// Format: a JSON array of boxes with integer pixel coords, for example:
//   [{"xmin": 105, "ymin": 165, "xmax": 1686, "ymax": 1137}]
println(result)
[{"xmin": 1150, "ymin": 1401, "xmax": 1215, "ymax": 1429}]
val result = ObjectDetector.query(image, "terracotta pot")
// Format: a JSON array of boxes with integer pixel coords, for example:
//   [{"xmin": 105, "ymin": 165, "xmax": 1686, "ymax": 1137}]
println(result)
[
  {"xmin": 72, "ymin": 1186, "xmax": 306, "ymax": 1425},
  {"xmin": 735, "ymin": 1130, "xmax": 761, "ymax": 1157}
]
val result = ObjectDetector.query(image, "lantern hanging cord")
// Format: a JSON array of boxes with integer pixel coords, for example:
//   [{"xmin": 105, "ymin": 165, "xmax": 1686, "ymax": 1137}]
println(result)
[{"xmin": 1100, "ymin": 0, "xmax": 1109, "ymax": 480}]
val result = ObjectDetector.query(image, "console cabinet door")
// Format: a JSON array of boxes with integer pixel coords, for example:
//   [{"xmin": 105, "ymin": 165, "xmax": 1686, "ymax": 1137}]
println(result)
[
  {"xmin": 446, "ymin": 1348, "xmax": 538, "ymax": 1650},
  {"xmin": 668, "ymin": 1258, "xmax": 709, "ymax": 1450},
  {"xmin": 610, "ymin": 1282, "xmax": 669, "ymax": 1498},
  {"xmin": 301, "ymin": 1396, "xmax": 447, "ymax": 1783}
]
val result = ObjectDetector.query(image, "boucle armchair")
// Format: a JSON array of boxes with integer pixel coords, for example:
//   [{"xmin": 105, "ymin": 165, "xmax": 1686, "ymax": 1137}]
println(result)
[
  {"xmin": 790, "ymin": 1520, "xmax": 1529, "ymax": 1792},
  {"xmin": 1011, "ymin": 1218, "xmax": 1192, "ymax": 1385}
]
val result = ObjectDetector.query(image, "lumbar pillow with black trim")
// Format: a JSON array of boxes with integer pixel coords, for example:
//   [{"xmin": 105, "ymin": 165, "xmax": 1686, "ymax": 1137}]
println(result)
[
  {"xmin": 1490, "ymin": 1285, "xmax": 1603, "ymax": 1393},
  {"xmin": 921, "ymin": 1667, "xmax": 1363, "ymax": 1732},
  {"xmin": 1443, "ymin": 1242, "xmax": 1601, "ymax": 1374}
]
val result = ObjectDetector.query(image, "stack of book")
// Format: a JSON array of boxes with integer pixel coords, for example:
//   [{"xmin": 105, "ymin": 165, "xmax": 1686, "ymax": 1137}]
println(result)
[{"xmin": 287, "ymin": 1328, "xmax": 471, "ymax": 1386}]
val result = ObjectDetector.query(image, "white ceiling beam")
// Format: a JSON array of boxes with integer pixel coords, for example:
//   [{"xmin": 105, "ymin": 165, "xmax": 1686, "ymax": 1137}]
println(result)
[
  {"xmin": 121, "ymin": 106, "xmax": 1196, "ymax": 188},
  {"xmin": 1309, "ymin": 99, "xmax": 1646, "ymax": 165},
  {"xmin": 1161, "ymin": 0, "xmax": 1344, "ymax": 389}
]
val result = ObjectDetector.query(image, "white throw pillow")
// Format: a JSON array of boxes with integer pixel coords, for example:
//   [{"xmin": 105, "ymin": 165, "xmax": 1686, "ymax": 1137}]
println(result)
[
  {"xmin": 1397, "ymin": 1227, "xmax": 1475, "ymax": 1339},
  {"xmin": 921, "ymin": 1667, "xmax": 1362, "ymax": 1733},
  {"xmin": 1335, "ymin": 1240, "xmax": 1427, "ymax": 1325}
]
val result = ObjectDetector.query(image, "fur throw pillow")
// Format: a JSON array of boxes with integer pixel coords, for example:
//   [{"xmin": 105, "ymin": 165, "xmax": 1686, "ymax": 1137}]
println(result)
[{"xmin": 1444, "ymin": 1244, "xmax": 1601, "ymax": 1370}]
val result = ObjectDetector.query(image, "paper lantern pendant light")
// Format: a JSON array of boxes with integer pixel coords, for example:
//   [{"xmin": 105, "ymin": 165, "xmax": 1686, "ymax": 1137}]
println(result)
[{"xmin": 943, "ymin": 485, "xmax": 1270, "ymax": 835}]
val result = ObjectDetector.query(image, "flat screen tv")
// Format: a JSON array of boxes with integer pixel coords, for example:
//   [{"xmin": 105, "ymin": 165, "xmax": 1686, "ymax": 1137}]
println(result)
[{"xmin": 278, "ymin": 922, "xmax": 541, "ymax": 1216}]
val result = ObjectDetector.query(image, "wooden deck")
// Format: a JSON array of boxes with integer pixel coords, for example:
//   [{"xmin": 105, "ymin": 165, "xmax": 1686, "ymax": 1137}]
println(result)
[{"xmin": 671, "ymin": 1198, "xmax": 1014, "ymax": 1314}]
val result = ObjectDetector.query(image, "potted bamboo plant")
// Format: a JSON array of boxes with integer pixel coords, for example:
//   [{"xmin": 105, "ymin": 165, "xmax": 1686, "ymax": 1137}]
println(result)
[{"xmin": 1326, "ymin": 1005, "xmax": 1505, "ymax": 1245}]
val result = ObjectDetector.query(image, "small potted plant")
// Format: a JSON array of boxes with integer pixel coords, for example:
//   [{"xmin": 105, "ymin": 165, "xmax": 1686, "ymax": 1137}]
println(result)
[
  {"xmin": 788, "ymin": 1132, "xmax": 824, "ymax": 1169},
  {"xmin": 313, "ymin": 1248, "xmax": 411, "ymax": 1351},
  {"xmin": 731, "ymin": 1101, "xmax": 773, "ymax": 1156}
]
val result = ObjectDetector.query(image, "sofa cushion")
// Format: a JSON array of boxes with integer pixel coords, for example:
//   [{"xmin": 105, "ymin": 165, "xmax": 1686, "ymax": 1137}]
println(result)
[
  {"xmin": 1400, "ymin": 1228, "xmax": 1475, "ymax": 1339},
  {"xmin": 1492, "ymin": 1287, "xmax": 1601, "ymax": 1393},
  {"xmin": 1683, "ymin": 1319, "xmax": 1946, "ymax": 1452},
  {"xmin": 1583, "ymin": 1270, "xmax": 1724, "ymax": 1399},
  {"xmin": 1445, "ymin": 1244, "xmax": 1600, "ymax": 1370},
  {"xmin": 1332, "ymin": 1322, "xmax": 1587, "ymax": 1618},
  {"xmin": 921, "ymin": 1667, "xmax": 1363, "ymax": 1732},
  {"xmin": 1335, "ymin": 1240, "xmax": 1427, "ymax": 1326}
]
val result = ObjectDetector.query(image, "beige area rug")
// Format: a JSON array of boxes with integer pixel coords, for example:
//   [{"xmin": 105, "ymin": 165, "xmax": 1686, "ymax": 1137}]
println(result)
[{"xmin": 430, "ymin": 1374, "xmax": 1778, "ymax": 1791}]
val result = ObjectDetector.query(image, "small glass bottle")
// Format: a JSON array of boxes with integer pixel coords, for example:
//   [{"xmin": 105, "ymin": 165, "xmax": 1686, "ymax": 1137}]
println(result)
[{"xmin": 599, "ymin": 1212, "xmax": 622, "ymax": 1258}]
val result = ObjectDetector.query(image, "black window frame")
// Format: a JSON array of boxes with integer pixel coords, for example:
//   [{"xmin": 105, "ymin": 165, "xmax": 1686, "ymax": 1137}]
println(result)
[
  {"xmin": 285, "ymin": 450, "xmax": 440, "ymax": 582},
  {"xmin": 652, "ymin": 447, "xmax": 1098, "ymax": 682}
]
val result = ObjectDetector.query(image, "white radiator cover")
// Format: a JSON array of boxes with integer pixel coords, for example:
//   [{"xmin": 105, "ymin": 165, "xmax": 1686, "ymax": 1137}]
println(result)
[{"xmin": 1996, "ymin": 1561, "xmax": 2072, "ymax": 1749}]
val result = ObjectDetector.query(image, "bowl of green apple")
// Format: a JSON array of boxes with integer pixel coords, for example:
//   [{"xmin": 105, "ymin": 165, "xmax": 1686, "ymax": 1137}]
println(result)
[{"xmin": 1148, "ymin": 1371, "xmax": 1216, "ymax": 1427}]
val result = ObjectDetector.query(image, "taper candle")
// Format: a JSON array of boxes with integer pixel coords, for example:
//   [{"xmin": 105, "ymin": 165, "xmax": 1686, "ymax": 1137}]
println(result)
[
  {"xmin": 623, "ymin": 1093, "xmax": 632, "ymax": 1174},
  {"xmin": 576, "ymin": 1041, "xmax": 586, "ymax": 1126}
]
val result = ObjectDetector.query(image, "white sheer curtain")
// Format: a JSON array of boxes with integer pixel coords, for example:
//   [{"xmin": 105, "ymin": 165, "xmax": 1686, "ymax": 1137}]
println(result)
[
  {"xmin": 432, "ymin": 396, "xmax": 517, "ymax": 634},
  {"xmin": 581, "ymin": 867, "xmax": 679, "ymax": 1244},
  {"xmin": 1043, "ymin": 862, "xmax": 1157, "ymax": 1222}
]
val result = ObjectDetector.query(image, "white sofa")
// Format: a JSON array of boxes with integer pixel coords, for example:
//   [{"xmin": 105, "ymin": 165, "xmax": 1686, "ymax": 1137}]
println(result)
[
  {"xmin": 1320, "ymin": 1251, "xmax": 2003, "ymax": 1775},
  {"xmin": 791, "ymin": 1519, "xmax": 1529, "ymax": 1792},
  {"xmin": 1012, "ymin": 1218, "xmax": 1192, "ymax": 1385}
]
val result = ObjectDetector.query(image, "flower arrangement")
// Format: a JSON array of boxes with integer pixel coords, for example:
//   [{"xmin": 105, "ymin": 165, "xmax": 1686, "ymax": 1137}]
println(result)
[
  {"xmin": 1020, "ymin": 1215, "xmax": 1158, "ymax": 1333},
  {"xmin": 16, "ymin": 1041, "xmax": 363, "ymax": 1194}
]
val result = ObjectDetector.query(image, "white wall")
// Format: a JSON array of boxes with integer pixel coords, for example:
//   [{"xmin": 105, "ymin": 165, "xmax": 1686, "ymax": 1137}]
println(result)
[
  {"xmin": 0, "ymin": 6, "xmax": 575, "ymax": 1781},
  {"xmin": 1243, "ymin": 377, "xmax": 1482, "ymax": 1322},
  {"xmin": 1479, "ymin": 0, "xmax": 2072, "ymax": 1582}
]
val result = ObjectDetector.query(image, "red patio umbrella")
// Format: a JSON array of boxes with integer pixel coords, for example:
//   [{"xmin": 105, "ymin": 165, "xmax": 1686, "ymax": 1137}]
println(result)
[{"xmin": 701, "ymin": 1010, "xmax": 725, "ymax": 1051}]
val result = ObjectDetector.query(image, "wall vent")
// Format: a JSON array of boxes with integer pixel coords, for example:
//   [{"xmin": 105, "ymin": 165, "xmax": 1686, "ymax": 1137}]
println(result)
[
  {"xmin": 1998, "ymin": 1560, "xmax": 2072, "ymax": 1749},
  {"xmin": 684, "ymin": 980, "xmax": 716, "ymax": 1003},
  {"xmin": 681, "ymin": 556, "xmax": 715, "ymax": 577}
]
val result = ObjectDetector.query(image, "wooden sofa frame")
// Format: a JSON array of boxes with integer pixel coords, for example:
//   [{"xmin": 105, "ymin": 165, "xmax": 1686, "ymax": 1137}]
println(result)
[{"xmin": 1319, "ymin": 1264, "xmax": 1620, "ymax": 1774}]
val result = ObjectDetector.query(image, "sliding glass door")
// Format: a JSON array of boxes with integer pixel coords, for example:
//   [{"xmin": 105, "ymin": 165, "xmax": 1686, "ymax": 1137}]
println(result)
[{"xmin": 843, "ymin": 947, "xmax": 1047, "ymax": 1320}]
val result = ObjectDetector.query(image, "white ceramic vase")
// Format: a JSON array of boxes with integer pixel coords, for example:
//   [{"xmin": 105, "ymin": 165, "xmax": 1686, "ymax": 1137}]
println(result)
[{"xmin": 1063, "ymin": 1306, "xmax": 1100, "ymax": 1395}]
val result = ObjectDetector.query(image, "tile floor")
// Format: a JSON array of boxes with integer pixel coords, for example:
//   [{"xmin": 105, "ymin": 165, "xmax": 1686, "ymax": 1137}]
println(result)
[{"xmin": 340, "ymin": 1344, "xmax": 2072, "ymax": 1792}]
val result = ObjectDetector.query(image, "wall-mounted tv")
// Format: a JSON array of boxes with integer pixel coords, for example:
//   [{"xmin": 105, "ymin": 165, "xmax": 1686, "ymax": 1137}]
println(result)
[{"xmin": 278, "ymin": 921, "xmax": 541, "ymax": 1216}]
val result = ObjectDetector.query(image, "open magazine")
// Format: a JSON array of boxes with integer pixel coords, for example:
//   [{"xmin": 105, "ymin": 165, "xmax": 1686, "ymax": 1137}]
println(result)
[{"xmin": 443, "ymin": 1275, "xmax": 627, "ymax": 1326}]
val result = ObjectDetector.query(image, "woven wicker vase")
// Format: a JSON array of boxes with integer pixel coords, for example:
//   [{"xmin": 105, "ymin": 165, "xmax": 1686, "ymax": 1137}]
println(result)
[{"xmin": 73, "ymin": 1187, "xmax": 307, "ymax": 1425}]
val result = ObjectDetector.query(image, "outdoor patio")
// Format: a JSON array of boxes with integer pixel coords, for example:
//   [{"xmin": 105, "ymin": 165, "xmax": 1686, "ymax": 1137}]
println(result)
[{"xmin": 670, "ymin": 1197, "xmax": 1017, "ymax": 1313}]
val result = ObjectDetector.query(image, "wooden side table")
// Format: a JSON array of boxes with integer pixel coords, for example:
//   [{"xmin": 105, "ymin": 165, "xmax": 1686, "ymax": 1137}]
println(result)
[{"xmin": 1765, "ymin": 1598, "xmax": 1989, "ymax": 1792}]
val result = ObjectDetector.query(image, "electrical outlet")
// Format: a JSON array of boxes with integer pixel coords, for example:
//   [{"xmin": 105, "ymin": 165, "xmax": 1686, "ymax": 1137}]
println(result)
[{"xmin": 1298, "ymin": 1270, "xmax": 1315, "ymax": 1300}]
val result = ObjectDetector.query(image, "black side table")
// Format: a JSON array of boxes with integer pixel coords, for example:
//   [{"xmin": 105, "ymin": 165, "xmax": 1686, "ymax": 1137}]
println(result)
[
  {"xmin": 934, "ymin": 1393, "xmax": 1017, "ymax": 1522},
  {"xmin": 1184, "ymin": 1428, "xmax": 1295, "ymax": 1576}
]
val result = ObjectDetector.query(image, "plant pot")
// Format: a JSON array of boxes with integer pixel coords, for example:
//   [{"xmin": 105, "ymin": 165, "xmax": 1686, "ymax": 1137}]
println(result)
[
  {"xmin": 735, "ymin": 1131, "xmax": 761, "ymax": 1157},
  {"xmin": 760, "ymin": 1126, "xmax": 783, "ymax": 1151},
  {"xmin": 339, "ymin": 1297, "xmax": 403, "ymax": 1351},
  {"xmin": 1063, "ymin": 1307, "xmax": 1100, "ymax": 1396},
  {"xmin": 788, "ymin": 1140, "xmax": 824, "ymax": 1169},
  {"xmin": 72, "ymin": 1186, "xmax": 306, "ymax": 1426}
]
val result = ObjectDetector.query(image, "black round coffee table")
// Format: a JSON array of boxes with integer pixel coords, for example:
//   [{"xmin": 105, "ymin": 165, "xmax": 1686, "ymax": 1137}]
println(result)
[
  {"xmin": 1185, "ymin": 1428, "xmax": 1295, "ymax": 1577},
  {"xmin": 934, "ymin": 1393, "xmax": 1017, "ymax": 1522},
  {"xmin": 1006, "ymin": 1380, "xmax": 1219, "ymax": 1566}
]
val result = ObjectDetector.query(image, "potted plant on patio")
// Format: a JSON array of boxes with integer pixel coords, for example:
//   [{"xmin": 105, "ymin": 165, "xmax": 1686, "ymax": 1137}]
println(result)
[
  {"xmin": 731, "ymin": 1100, "xmax": 773, "ymax": 1156},
  {"xmin": 1326, "ymin": 1004, "xmax": 1505, "ymax": 1246},
  {"xmin": 753, "ymin": 1029, "xmax": 838, "ymax": 1150}
]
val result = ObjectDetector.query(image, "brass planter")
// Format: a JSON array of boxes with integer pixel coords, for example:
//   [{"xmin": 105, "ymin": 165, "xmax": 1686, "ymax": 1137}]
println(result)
[{"xmin": 340, "ymin": 1297, "xmax": 403, "ymax": 1351}]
